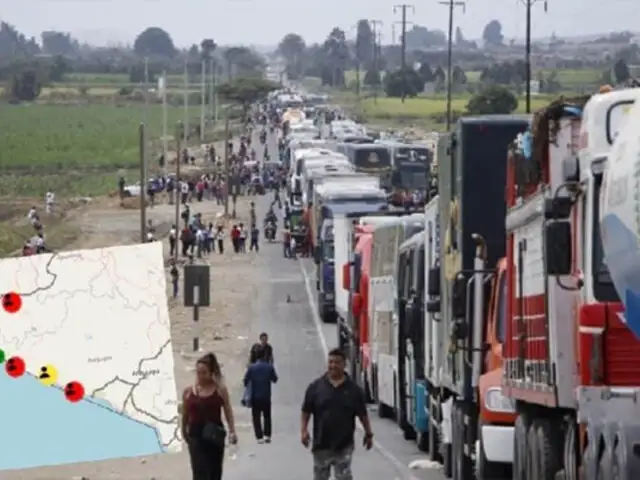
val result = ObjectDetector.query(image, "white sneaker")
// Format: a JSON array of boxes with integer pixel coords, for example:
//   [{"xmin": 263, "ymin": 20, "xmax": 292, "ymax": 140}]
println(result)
[
  {"xmin": 257, "ymin": 438, "xmax": 265, "ymax": 444},
  {"xmin": 264, "ymin": 436, "xmax": 271, "ymax": 443}
]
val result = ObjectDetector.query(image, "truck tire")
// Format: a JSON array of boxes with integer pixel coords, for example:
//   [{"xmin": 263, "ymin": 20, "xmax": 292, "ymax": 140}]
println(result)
[
  {"xmin": 597, "ymin": 448, "xmax": 613, "ymax": 480},
  {"xmin": 417, "ymin": 430, "xmax": 429, "ymax": 453},
  {"xmin": 527, "ymin": 420, "xmax": 541, "ymax": 480},
  {"xmin": 536, "ymin": 419, "xmax": 560, "ymax": 478},
  {"xmin": 429, "ymin": 395, "xmax": 442, "ymax": 463},
  {"xmin": 442, "ymin": 442, "xmax": 453, "ymax": 478},
  {"xmin": 453, "ymin": 403, "xmax": 471, "ymax": 480},
  {"xmin": 562, "ymin": 421, "xmax": 578, "ymax": 480},
  {"xmin": 378, "ymin": 401, "xmax": 393, "ymax": 419},
  {"xmin": 513, "ymin": 414, "xmax": 529, "ymax": 480},
  {"xmin": 475, "ymin": 419, "xmax": 505, "ymax": 479}
]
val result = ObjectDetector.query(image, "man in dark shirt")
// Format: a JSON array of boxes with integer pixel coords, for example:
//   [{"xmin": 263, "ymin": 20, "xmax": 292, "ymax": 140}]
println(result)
[
  {"xmin": 300, "ymin": 348, "xmax": 373, "ymax": 480},
  {"xmin": 244, "ymin": 347, "xmax": 278, "ymax": 443},
  {"xmin": 249, "ymin": 332, "xmax": 274, "ymax": 364}
]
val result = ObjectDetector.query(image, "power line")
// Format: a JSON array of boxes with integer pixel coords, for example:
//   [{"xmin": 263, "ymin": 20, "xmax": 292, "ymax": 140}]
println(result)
[
  {"xmin": 393, "ymin": 4, "xmax": 415, "ymax": 103},
  {"xmin": 438, "ymin": 0, "xmax": 466, "ymax": 131}
]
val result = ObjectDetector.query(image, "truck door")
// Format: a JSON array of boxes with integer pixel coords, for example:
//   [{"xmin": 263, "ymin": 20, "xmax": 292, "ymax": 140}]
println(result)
[
  {"xmin": 399, "ymin": 248, "xmax": 415, "ymax": 427},
  {"xmin": 408, "ymin": 244, "xmax": 426, "ymax": 426}
]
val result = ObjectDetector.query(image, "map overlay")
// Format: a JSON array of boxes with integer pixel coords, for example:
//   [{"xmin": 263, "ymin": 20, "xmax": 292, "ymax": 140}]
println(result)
[{"xmin": 0, "ymin": 243, "xmax": 181, "ymax": 471}]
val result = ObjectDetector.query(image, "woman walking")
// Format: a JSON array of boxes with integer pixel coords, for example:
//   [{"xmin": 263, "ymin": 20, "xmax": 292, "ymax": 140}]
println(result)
[{"xmin": 182, "ymin": 353, "xmax": 237, "ymax": 480}]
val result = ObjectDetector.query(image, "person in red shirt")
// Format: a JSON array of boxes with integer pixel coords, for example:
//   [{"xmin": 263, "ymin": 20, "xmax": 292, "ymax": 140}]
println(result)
[
  {"xmin": 196, "ymin": 180, "xmax": 205, "ymax": 202},
  {"xmin": 231, "ymin": 225, "xmax": 241, "ymax": 253}
]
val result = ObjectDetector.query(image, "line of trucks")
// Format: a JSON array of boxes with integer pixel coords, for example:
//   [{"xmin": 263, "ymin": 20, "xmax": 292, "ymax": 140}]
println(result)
[{"xmin": 293, "ymin": 86, "xmax": 640, "ymax": 478}]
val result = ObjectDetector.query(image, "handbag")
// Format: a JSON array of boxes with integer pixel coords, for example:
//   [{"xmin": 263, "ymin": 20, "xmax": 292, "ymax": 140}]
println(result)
[
  {"xmin": 191, "ymin": 386, "xmax": 227, "ymax": 447},
  {"xmin": 241, "ymin": 382, "xmax": 252, "ymax": 408}
]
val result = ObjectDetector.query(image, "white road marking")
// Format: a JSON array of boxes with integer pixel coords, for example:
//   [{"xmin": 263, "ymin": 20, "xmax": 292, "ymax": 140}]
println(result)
[{"xmin": 299, "ymin": 260, "xmax": 422, "ymax": 480}]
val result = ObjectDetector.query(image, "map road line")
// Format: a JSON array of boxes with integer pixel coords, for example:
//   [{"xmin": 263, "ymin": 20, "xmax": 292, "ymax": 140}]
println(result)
[{"xmin": 299, "ymin": 260, "xmax": 422, "ymax": 480}]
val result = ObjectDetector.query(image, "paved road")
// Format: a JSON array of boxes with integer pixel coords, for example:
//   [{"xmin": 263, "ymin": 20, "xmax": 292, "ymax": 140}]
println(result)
[
  {"xmin": 222, "ymin": 189, "xmax": 444, "ymax": 480},
  {"xmin": 250, "ymin": 124, "xmax": 280, "ymax": 168}
]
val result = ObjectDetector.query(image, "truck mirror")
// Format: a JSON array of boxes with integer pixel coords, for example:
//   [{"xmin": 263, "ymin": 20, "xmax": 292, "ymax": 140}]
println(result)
[
  {"xmin": 342, "ymin": 263, "xmax": 351, "ymax": 290},
  {"xmin": 314, "ymin": 246, "xmax": 321, "ymax": 265},
  {"xmin": 545, "ymin": 221, "xmax": 572, "ymax": 275},
  {"xmin": 426, "ymin": 299, "xmax": 441, "ymax": 314},
  {"xmin": 452, "ymin": 319, "xmax": 468, "ymax": 340},
  {"xmin": 452, "ymin": 274, "xmax": 466, "ymax": 318},
  {"xmin": 427, "ymin": 267, "xmax": 440, "ymax": 296},
  {"xmin": 352, "ymin": 293, "xmax": 363, "ymax": 317}
]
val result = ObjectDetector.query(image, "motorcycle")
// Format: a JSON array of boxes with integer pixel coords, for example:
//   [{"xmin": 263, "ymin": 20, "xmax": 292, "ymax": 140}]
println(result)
[{"xmin": 264, "ymin": 223, "xmax": 276, "ymax": 242}]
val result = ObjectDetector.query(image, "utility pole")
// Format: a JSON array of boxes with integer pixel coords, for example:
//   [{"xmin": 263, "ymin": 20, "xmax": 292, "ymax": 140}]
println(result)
[
  {"xmin": 223, "ymin": 111, "xmax": 230, "ymax": 217},
  {"xmin": 183, "ymin": 61, "xmax": 189, "ymax": 152},
  {"xmin": 200, "ymin": 58, "xmax": 206, "ymax": 143},
  {"xmin": 174, "ymin": 122, "xmax": 183, "ymax": 264},
  {"xmin": 438, "ymin": 0, "xmax": 466, "ymax": 131},
  {"xmin": 394, "ymin": 4, "xmax": 415, "ymax": 102},
  {"xmin": 138, "ymin": 123, "xmax": 147, "ymax": 243},
  {"xmin": 369, "ymin": 20, "xmax": 383, "ymax": 104},
  {"xmin": 143, "ymin": 57, "xmax": 149, "ymax": 174},
  {"xmin": 208, "ymin": 58, "xmax": 214, "ymax": 129},
  {"xmin": 522, "ymin": 0, "xmax": 548, "ymax": 113},
  {"xmin": 161, "ymin": 71, "xmax": 168, "ymax": 172}
]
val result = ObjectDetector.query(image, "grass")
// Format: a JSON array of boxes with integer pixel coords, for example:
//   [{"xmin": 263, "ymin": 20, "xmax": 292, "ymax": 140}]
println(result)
[{"xmin": 357, "ymin": 94, "xmax": 555, "ymax": 119}]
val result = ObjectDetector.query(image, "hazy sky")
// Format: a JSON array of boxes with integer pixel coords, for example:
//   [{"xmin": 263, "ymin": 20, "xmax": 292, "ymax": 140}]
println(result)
[{"xmin": 2, "ymin": 0, "xmax": 638, "ymax": 47}]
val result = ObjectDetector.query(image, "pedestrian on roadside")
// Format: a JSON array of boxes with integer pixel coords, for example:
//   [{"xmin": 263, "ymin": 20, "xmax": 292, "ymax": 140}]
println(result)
[
  {"xmin": 216, "ymin": 226, "xmax": 225, "ymax": 254},
  {"xmin": 239, "ymin": 223, "xmax": 247, "ymax": 253},
  {"xmin": 243, "ymin": 347, "xmax": 278, "ymax": 444},
  {"xmin": 170, "ymin": 260, "xmax": 179, "ymax": 299},
  {"xmin": 182, "ymin": 353, "xmax": 237, "ymax": 480},
  {"xmin": 249, "ymin": 332, "xmax": 274, "ymax": 364},
  {"xmin": 300, "ymin": 348, "xmax": 374, "ymax": 480},
  {"xmin": 231, "ymin": 225, "xmax": 240, "ymax": 253},
  {"xmin": 250, "ymin": 224, "xmax": 259, "ymax": 252},
  {"xmin": 169, "ymin": 224, "xmax": 177, "ymax": 257}
]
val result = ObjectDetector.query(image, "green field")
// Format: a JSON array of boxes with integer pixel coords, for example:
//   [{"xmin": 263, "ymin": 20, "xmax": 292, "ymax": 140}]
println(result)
[{"xmin": 358, "ymin": 94, "xmax": 555, "ymax": 119}]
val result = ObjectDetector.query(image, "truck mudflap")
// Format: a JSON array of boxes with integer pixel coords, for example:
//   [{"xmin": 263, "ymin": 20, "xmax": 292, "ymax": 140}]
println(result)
[{"xmin": 583, "ymin": 422, "xmax": 640, "ymax": 480}]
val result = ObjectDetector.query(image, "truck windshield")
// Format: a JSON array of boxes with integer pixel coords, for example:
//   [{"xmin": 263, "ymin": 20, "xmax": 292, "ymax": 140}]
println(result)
[
  {"xmin": 399, "ymin": 168, "xmax": 428, "ymax": 190},
  {"xmin": 593, "ymin": 174, "xmax": 619, "ymax": 302}
]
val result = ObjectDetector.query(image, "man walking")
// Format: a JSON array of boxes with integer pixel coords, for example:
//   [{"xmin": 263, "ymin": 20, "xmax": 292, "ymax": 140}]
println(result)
[
  {"xmin": 249, "ymin": 333, "xmax": 274, "ymax": 364},
  {"xmin": 244, "ymin": 348, "xmax": 278, "ymax": 444},
  {"xmin": 300, "ymin": 348, "xmax": 373, "ymax": 480}
]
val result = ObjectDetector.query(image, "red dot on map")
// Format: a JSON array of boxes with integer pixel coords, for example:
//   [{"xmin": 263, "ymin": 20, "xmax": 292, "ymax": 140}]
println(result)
[
  {"xmin": 2, "ymin": 292, "xmax": 22, "ymax": 314},
  {"xmin": 5, "ymin": 356, "xmax": 25, "ymax": 378},
  {"xmin": 64, "ymin": 381, "xmax": 85, "ymax": 403}
]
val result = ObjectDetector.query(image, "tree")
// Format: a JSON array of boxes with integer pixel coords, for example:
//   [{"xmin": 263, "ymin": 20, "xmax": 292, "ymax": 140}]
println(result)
[
  {"xmin": 467, "ymin": 85, "xmax": 517, "ymax": 115},
  {"xmin": 452, "ymin": 65, "xmax": 467, "ymax": 85},
  {"xmin": 223, "ymin": 46, "xmax": 265, "ymax": 77},
  {"xmin": 201, "ymin": 39, "xmax": 216, "ymax": 60},
  {"xmin": 482, "ymin": 20, "xmax": 504, "ymax": 46},
  {"xmin": 7, "ymin": 68, "xmax": 42, "ymax": 103},
  {"xmin": 363, "ymin": 68, "xmax": 380, "ymax": 86},
  {"xmin": 129, "ymin": 63, "xmax": 157, "ymax": 83},
  {"xmin": 133, "ymin": 27, "xmax": 176, "ymax": 57},
  {"xmin": 41, "ymin": 31, "xmax": 78, "ymax": 56},
  {"xmin": 417, "ymin": 62, "xmax": 434, "ymax": 82},
  {"xmin": 217, "ymin": 77, "xmax": 280, "ymax": 114},
  {"xmin": 278, "ymin": 34, "xmax": 306, "ymax": 79},
  {"xmin": 321, "ymin": 27, "xmax": 349, "ymax": 87},
  {"xmin": 405, "ymin": 25, "xmax": 447, "ymax": 49},
  {"xmin": 613, "ymin": 58, "xmax": 630, "ymax": 84},
  {"xmin": 48, "ymin": 55, "xmax": 71, "ymax": 82},
  {"xmin": 455, "ymin": 27, "xmax": 465, "ymax": 45},
  {"xmin": 384, "ymin": 68, "xmax": 424, "ymax": 98},
  {"xmin": 355, "ymin": 20, "xmax": 374, "ymax": 67}
]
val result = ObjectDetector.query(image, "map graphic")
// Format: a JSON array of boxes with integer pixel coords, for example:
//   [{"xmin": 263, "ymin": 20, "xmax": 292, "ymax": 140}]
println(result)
[{"xmin": 0, "ymin": 243, "xmax": 181, "ymax": 471}]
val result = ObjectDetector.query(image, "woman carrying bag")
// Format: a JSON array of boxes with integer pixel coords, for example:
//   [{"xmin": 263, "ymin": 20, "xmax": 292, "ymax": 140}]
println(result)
[{"xmin": 182, "ymin": 353, "xmax": 238, "ymax": 480}]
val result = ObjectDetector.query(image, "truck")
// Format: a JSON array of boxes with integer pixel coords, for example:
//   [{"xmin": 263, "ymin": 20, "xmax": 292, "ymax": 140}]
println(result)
[
  {"xmin": 424, "ymin": 115, "xmax": 530, "ymax": 479},
  {"xmin": 386, "ymin": 142, "xmax": 432, "ymax": 197},
  {"xmin": 396, "ymin": 195, "xmax": 440, "ymax": 451},
  {"xmin": 312, "ymin": 181, "xmax": 388, "ymax": 324},
  {"xmin": 501, "ymin": 88, "xmax": 640, "ymax": 479},
  {"xmin": 336, "ymin": 143, "xmax": 393, "ymax": 190},
  {"xmin": 301, "ymin": 160, "xmax": 353, "ymax": 205}
]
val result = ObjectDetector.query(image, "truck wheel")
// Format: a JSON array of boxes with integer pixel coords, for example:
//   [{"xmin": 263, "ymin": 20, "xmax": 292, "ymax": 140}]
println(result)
[
  {"xmin": 378, "ymin": 401, "xmax": 393, "ymax": 419},
  {"xmin": 451, "ymin": 403, "xmax": 461, "ymax": 480},
  {"xmin": 563, "ymin": 421, "xmax": 578, "ymax": 480},
  {"xmin": 475, "ymin": 420, "xmax": 504, "ymax": 479},
  {"xmin": 429, "ymin": 395, "xmax": 442, "ymax": 463},
  {"xmin": 513, "ymin": 414, "xmax": 529, "ymax": 480},
  {"xmin": 536, "ymin": 419, "xmax": 560, "ymax": 478},
  {"xmin": 597, "ymin": 448, "xmax": 612, "ymax": 480},
  {"xmin": 527, "ymin": 420, "xmax": 541, "ymax": 480},
  {"xmin": 402, "ymin": 418, "xmax": 417, "ymax": 441},
  {"xmin": 442, "ymin": 441, "xmax": 453, "ymax": 478}
]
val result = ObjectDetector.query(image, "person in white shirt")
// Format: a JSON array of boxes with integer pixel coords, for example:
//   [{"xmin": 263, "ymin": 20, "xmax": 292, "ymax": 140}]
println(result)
[
  {"xmin": 239, "ymin": 223, "xmax": 247, "ymax": 253},
  {"xmin": 180, "ymin": 181, "xmax": 189, "ymax": 205},
  {"xmin": 45, "ymin": 192, "xmax": 55, "ymax": 214},
  {"xmin": 290, "ymin": 236, "xmax": 297, "ymax": 259},
  {"xmin": 195, "ymin": 228, "xmax": 206, "ymax": 258},
  {"xmin": 168, "ymin": 225, "xmax": 177, "ymax": 257}
]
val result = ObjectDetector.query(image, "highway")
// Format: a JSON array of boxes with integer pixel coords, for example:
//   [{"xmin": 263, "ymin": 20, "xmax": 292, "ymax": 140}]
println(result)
[{"xmin": 221, "ymin": 187, "xmax": 444, "ymax": 480}]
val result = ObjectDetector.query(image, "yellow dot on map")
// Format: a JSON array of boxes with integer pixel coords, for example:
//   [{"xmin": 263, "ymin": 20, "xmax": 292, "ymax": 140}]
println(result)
[{"xmin": 38, "ymin": 364, "xmax": 58, "ymax": 386}]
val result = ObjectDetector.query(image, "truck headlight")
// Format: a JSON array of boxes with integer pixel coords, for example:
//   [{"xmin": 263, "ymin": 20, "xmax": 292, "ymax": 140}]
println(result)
[{"xmin": 484, "ymin": 387, "xmax": 515, "ymax": 413}]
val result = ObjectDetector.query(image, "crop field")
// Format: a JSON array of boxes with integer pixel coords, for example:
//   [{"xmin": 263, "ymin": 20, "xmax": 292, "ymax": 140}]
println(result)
[
  {"xmin": 358, "ymin": 94, "xmax": 555, "ymax": 119},
  {"xmin": 0, "ymin": 104, "xmax": 196, "ymax": 171}
]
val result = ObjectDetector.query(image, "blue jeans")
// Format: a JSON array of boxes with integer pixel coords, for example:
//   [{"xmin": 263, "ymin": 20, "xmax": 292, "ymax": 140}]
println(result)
[{"xmin": 172, "ymin": 279, "xmax": 178, "ymax": 298}]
